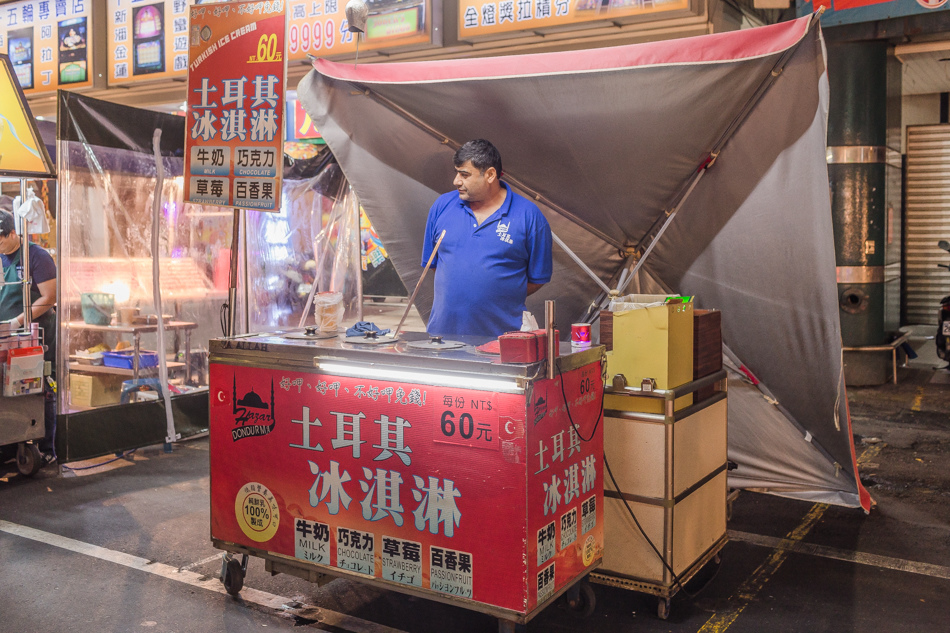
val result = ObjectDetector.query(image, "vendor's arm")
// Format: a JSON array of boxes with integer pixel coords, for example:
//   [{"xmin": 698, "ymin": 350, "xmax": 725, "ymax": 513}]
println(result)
[
  {"xmin": 9, "ymin": 278, "xmax": 55, "ymax": 326},
  {"xmin": 8, "ymin": 246, "xmax": 57, "ymax": 326},
  {"xmin": 525, "ymin": 212, "xmax": 553, "ymax": 296},
  {"xmin": 421, "ymin": 199, "xmax": 444, "ymax": 269}
]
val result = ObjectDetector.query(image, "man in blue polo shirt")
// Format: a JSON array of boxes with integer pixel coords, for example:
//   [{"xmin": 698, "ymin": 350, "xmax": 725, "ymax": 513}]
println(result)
[{"xmin": 422, "ymin": 139, "xmax": 552, "ymax": 338}]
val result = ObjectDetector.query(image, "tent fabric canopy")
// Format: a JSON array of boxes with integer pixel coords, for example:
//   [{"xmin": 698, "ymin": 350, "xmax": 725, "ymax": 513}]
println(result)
[{"xmin": 298, "ymin": 15, "xmax": 872, "ymax": 511}]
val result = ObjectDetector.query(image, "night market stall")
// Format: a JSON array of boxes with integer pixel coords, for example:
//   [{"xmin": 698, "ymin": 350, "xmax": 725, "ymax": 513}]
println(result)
[{"xmin": 297, "ymin": 14, "xmax": 870, "ymax": 512}]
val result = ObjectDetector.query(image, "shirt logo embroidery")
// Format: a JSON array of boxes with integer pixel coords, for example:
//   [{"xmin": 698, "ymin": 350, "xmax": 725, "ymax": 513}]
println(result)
[{"xmin": 495, "ymin": 222, "xmax": 513, "ymax": 245}]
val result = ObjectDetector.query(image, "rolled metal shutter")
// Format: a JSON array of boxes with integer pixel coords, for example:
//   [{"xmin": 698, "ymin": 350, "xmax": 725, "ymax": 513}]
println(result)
[{"xmin": 905, "ymin": 125, "xmax": 950, "ymax": 325}]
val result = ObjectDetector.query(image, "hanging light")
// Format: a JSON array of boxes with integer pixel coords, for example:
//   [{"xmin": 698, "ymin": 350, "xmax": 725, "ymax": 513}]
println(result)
[{"xmin": 344, "ymin": 0, "xmax": 368, "ymax": 33}]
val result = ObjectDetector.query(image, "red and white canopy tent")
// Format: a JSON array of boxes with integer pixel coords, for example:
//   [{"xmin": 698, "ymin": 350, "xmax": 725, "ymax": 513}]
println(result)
[{"xmin": 298, "ymin": 15, "xmax": 873, "ymax": 511}]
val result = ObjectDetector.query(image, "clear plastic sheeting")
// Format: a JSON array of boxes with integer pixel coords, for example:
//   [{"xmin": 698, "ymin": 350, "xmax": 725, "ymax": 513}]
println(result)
[
  {"xmin": 245, "ymin": 162, "xmax": 362, "ymax": 331},
  {"xmin": 57, "ymin": 139, "xmax": 235, "ymax": 414}
]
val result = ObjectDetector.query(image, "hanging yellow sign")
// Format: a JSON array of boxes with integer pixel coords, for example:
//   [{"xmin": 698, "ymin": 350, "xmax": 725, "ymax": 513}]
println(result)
[{"xmin": 0, "ymin": 53, "xmax": 54, "ymax": 178}]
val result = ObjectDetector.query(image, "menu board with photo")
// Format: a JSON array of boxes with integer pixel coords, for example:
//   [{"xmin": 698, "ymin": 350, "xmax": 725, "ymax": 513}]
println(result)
[
  {"xmin": 0, "ymin": 0, "xmax": 93, "ymax": 94},
  {"xmin": 108, "ymin": 0, "xmax": 437, "ymax": 86},
  {"xmin": 107, "ymin": 0, "xmax": 192, "ymax": 85}
]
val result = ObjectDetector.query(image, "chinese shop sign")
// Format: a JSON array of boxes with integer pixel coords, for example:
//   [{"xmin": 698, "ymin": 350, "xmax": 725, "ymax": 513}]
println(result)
[
  {"xmin": 288, "ymin": 98, "xmax": 321, "ymax": 140},
  {"xmin": 284, "ymin": 0, "xmax": 433, "ymax": 61},
  {"xmin": 0, "ymin": 0, "xmax": 92, "ymax": 94},
  {"xmin": 107, "ymin": 0, "xmax": 434, "ymax": 86},
  {"xmin": 106, "ymin": 0, "xmax": 191, "ymax": 85},
  {"xmin": 458, "ymin": 0, "xmax": 690, "ymax": 39},
  {"xmin": 797, "ymin": 0, "xmax": 949, "ymax": 26},
  {"xmin": 185, "ymin": 0, "xmax": 286, "ymax": 211},
  {"xmin": 209, "ymin": 361, "xmax": 604, "ymax": 614}
]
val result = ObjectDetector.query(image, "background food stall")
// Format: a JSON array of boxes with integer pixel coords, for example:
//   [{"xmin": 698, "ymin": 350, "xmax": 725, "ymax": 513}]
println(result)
[
  {"xmin": 55, "ymin": 92, "xmax": 229, "ymax": 460},
  {"xmin": 296, "ymin": 15, "xmax": 874, "ymax": 513},
  {"xmin": 53, "ymin": 91, "xmax": 400, "ymax": 463},
  {"xmin": 0, "ymin": 53, "xmax": 56, "ymax": 476}
]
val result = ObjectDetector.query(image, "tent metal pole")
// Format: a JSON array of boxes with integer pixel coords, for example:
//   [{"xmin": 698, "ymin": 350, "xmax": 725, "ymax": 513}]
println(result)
[
  {"xmin": 242, "ymin": 209, "xmax": 250, "ymax": 333},
  {"xmin": 551, "ymin": 230, "xmax": 611, "ymax": 295},
  {"xmin": 618, "ymin": 166, "xmax": 708, "ymax": 295},
  {"xmin": 19, "ymin": 179, "xmax": 32, "ymax": 329},
  {"xmin": 343, "ymin": 83, "xmax": 624, "ymax": 250},
  {"xmin": 353, "ymin": 186, "xmax": 363, "ymax": 322},
  {"xmin": 228, "ymin": 208, "xmax": 240, "ymax": 337},
  {"xmin": 615, "ymin": 15, "xmax": 816, "ymax": 296}
]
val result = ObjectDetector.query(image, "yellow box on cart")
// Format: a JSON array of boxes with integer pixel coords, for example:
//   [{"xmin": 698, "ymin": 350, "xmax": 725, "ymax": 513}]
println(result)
[{"xmin": 604, "ymin": 295, "xmax": 693, "ymax": 413}]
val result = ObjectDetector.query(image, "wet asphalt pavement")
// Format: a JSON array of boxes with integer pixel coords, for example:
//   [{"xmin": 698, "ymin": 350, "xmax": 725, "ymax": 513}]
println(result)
[{"xmin": 1, "ymin": 366, "xmax": 948, "ymax": 633}]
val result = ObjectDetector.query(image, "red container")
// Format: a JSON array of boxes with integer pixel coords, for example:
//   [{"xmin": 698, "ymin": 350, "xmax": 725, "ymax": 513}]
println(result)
[
  {"xmin": 499, "ymin": 331, "xmax": 539, "ymax": 363},
  {"xmin": 571, "ymin": 323, "xmax": 591, "ymax": 344},
  {"xmin": 532, "ymin": 329, "xmax": 560, "ymax": 359},
  {"xmin": 498, "ymin": 330, "xmax": 560, "ymax": 363}
]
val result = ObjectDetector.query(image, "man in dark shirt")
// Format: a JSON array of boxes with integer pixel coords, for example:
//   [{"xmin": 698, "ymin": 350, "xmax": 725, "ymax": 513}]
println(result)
[{"xmin": 0, "ymin": 209, "xmax": 58, "ymax": 464}]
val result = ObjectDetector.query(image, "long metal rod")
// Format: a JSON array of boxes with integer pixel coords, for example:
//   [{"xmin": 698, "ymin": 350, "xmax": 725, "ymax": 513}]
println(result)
[
  {"xmin": 618, "ymin": 167, "xmax": 708, "ymax": 295},
  {"xmin": 393, "ymin": 229, "xmax": 445, "ymax": 336},
  {"xmin": 151, "ymin": 129, "xmax": 178, "ymax": 445},
  {"xmin": 550, "ymin": 230, "xmax": 611, "ymax": 295},
  {"xmin": 545, "ymin": 300, "xmax": 555, "ymax": 379},
  {"xmin": 19, "ymin": 179, "xmax": 32, "ymax": 329},
  {"xmin": 615, "ymin": 15, "xmax": 818, "ymax": 296},
  {"xmin": 242, "ymin": 209, "xmax": 249, "ymax": 333},
  {"xmin": 354, "ymin": 187, "xmax": 363, "ymax": 322},
  {"xmin": 227, "ymin": 207, "xmax": 241, "ymax": 337},
  {"xmin": 347, "ymin": 83, "xmax": 624, "ymax": 250}
]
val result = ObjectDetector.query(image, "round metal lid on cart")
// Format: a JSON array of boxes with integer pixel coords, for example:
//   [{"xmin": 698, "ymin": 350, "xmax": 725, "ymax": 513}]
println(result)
[
  {"xmin": 284, "ymin": 326, "xmax": 338, "ymax": 340},
  {"xmin": 406, "ymin": 336, "xmax": 465, "ymax": 351},
  {"xmin": 343, "ymin": 330, "xmax": 398, "ymax": 345}
]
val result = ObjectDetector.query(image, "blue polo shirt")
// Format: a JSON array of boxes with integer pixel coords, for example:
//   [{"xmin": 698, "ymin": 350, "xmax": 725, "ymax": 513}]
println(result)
[{"xmin": 422, "ymin": 183, "xmax": 552, "ymax": 338}]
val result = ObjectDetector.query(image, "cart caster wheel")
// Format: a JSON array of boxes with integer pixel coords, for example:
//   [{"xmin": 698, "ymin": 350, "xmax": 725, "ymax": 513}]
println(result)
[
  {"xmin": 223, "ymin": 557, "xmax": 245, "ymax": 596},
  {"xmin": 563, "ymin": 581, "xmax": 596, "ymax": 618},
  {"xmin": 16, "ymin": 443, "xmax": 43, "ymax": 477},
  {"xmin": 657, "ymin": 597, "xmax": 670, "ymax": 620}
]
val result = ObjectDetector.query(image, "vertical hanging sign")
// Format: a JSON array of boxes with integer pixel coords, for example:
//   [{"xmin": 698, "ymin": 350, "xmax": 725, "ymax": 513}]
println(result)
[{"xmin": 185, "ymin": 0, "xmax": 286, "ymax": 212}]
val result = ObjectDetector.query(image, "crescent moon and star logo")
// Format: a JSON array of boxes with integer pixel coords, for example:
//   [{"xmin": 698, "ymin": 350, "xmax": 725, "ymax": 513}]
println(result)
[{"xmin": 499, "ymin": 416, "xmax": 522, "ymax": 441}]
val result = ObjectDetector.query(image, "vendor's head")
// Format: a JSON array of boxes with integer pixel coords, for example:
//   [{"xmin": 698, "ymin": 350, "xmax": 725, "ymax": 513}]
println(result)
[
  {"xmin": 0, "ymin": 210, "xmax": 20, "ymax": 255},
  {"xmin": 453, "ymin": 139, "xmax": 503, "ymax": 203}
]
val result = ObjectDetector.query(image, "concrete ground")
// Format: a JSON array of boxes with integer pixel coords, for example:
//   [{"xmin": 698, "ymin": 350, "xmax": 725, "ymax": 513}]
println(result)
[{"xmin": 1, "ymin": 349, "xmax": 948, "ymax": 633}]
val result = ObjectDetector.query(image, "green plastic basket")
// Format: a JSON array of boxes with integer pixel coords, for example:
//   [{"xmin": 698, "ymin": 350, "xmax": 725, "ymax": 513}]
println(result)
[{"xmin": 80, "ymin": 293, "xmax": 115, "ymax": 325}]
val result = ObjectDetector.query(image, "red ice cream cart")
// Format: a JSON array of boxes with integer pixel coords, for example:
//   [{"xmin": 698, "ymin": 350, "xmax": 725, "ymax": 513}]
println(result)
[{"xmin": 208, "ymin": 331, "xmax": 605, "ymax": 630}]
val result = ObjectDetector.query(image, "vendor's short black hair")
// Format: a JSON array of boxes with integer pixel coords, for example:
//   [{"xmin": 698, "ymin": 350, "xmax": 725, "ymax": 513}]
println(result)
[
  {"xmin": 0, "ymin": 210, "xmax": 15, "ymax": 237},
  {"xmin": 454, "ymin": 139, "xmax": 502, "ymax": 176}
]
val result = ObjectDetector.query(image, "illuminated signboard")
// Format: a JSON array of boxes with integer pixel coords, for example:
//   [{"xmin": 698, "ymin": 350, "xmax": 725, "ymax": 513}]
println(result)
[
  {"xmin": 797, "ymin": 0, "xmax": 949, "ymax": 26},
  {"xmin": 0, "ymin": 53, "xmax": 55, "ymax": 177},
  {"xmin": 185, "ymin": 0, "xmax": 287, "ymax": 211},
  {"xmin": 108, "ymin": 0, "xmax": 436, "ymax": 86},
  {"xmin": 107, "ymin": 0, "xmax": 191, "ymax": 85},
  {"xmin": 285, "ymin": 0, "xmax": 434, "ymax": 61},
  {"xmin": 0, "ymin": 0, "xmax": 93, "ymax": 94},
  {"xmin": 458, "ymin": 0, "xmax": 691, "ymax": 39},
  {"xmin": 290, "ymin": 98, "xmax": 321, "ymax": 140}
]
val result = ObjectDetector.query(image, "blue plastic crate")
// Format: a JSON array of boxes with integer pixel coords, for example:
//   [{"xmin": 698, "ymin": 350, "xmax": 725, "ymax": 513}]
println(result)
[{"xmin": 102, "ymin": 350, "xmax": 159, "ymax": 370}]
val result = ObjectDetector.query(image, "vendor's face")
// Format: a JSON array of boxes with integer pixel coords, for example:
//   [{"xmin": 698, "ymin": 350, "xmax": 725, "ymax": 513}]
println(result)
[
  {"xmin": 0, "ymin": 231, "xmax": 19, "ymax": 256},
  {"xmin": 453, "ymin": 161, "xmax": 496, "ymax": 203}
]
